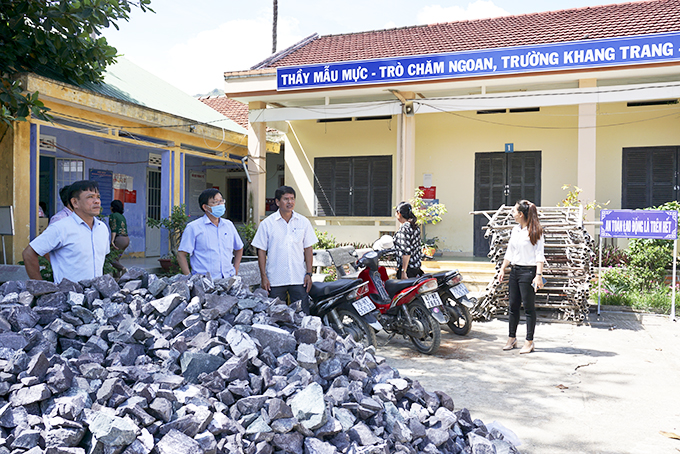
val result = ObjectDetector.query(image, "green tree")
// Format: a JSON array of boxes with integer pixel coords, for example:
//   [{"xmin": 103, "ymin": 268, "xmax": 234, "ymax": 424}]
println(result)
[{"xmin": 0, "ymin": 0, "xmax": 153, "ymax": 127}]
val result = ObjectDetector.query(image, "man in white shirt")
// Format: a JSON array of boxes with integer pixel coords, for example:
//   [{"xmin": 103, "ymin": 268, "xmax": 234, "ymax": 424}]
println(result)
[
  {"xmin": 251, "ymin": 186, "xmax": 317, "ymax": 312},
  {"xmin": 23, "ymin": 180, "xmax": 110, "ymax": 284},
  {"xmin": 177, "ymin": 188, "xmax": 243, "ymax": 279}
]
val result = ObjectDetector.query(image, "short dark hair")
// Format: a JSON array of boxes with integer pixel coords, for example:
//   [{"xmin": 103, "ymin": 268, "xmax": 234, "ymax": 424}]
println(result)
[
  {"xmin": 59, "ymin": 186, "xmax": 71, "ymax": 208},
  {"xmin": 198, "ymin": 188, "xmax": 222, "ymax": 212},
  {"xmin": 68, "ymin": 180, "xmax": 99, "ymax": 203},
  {"xmin": 275, "ymin": 185, "xmax": 296, "ymax": 201},
  {"xmin": 111, "ymin": 199, "xmax": 124, "ymax": 214}
]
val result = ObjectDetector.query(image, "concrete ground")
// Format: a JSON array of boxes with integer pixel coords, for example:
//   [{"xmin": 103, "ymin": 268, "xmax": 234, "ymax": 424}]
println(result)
[{"xmin": 376, "ymin": 308, "xmax": 680, "ymax": 454}]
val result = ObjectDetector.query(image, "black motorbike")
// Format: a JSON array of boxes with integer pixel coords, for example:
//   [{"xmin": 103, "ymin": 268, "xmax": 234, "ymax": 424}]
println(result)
[
  {"xmin": 431, "ymin": 269, "xmax": 473, "ymax": 335},
  {"xmin": 308, "ymin": 279, "xmax": 382, "ymax": 349}
]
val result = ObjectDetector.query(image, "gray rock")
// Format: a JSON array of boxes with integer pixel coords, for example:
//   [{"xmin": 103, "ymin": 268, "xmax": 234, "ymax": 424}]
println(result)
[
  {"xmin": 225, "ymin": 328, "xmax": 258, "ymax": 359},
  {"xmin": 43, "ymin": 427, "xmax": 86, "ymax": 448},
  {"xmin": 25, "ymin": 279, "xmax": 59, "ymax": 296},
  {"xmin": 180, "ymin": 352, "xmax": 226, "ymax": 384},
  {"xmin": 150, "ymin": 293, "xmax": 182, "ymax": 316},
  {"xmin": 156, "ymin": 429, "xmax": 203, "ymax": 454},
  {"xmin": 147, "ymin": 279, "xmax": 167, "ymax": 297},
  {"xmin": 5, "ymin": 305, "xmax": 39, "ymax": 331},
  {"xmin": 164, "ymin": 301, "xmax": 188, "ymax": 328},
  {"xmin": 272, "ymin": 432, "xmax": 304, "ymax": 453},
  {"xmin": 249, "ymin": 324, "xmax": 297, "ymax": 357},
  {"xmin": 217, "ymin": 354, "xmax": 249, "ymax": 382},
  {"xmin": 163, "ymin": 281, "xmax": 191, "ymax": 302},
  {"xmin": 26, "ymin": 352, "xmax": 50, "ymax": 380},
  {"xmin": 304, "ymin": 437, "xmax": 339, "ymax": 454},
  {"xmin": 92, "ymin": 274, "xmax": 121, "ymax": 299},
  {"xmin": 88, "ymin": 412, "xmax": 139, "ymax": 446},
  {"xmin": 67, "ymin": 291, "xmax": 85, "ymax": 306},
  {"xmin": 348, "ymin": 421, "xmax": 379, "ymax": 446},
  {"xmin": 11, "ymin": 383, "xmax": 52, "ymax": 406},
  {"xmin": 10, "ymin": 428, "xmax": 41, "ymax": 449},
  {"xmin": 289, "ymin": 382, "xmax": 326, "ymax": 430},
  {"xmin": 36, "ymin": 292, "xmax": 69, "ymax": 312},
  {"xmin": 148, "ymin": 397, "xmax": 173, "ymax": 423}
]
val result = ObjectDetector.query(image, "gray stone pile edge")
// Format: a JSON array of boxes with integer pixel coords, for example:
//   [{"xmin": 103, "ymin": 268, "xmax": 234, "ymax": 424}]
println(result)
[{"xmin": 0, "ymin": 268, "xmax": 520, "ymax": 454}]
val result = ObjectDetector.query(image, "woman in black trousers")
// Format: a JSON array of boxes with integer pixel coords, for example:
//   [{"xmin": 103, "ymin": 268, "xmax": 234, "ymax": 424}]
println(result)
[{"xmin": 498, "ymin": 200, "xmax": 545, "ymax": 354}]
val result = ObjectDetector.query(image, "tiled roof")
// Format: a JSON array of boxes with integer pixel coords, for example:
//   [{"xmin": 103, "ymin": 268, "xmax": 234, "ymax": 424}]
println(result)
[
  {"xmin": 198, "ymin": 96, "xmax": 249, "ymax": 128},
  {"xmin": 264, "ymin": 0, "xmax": 680, "ymax": 68}
]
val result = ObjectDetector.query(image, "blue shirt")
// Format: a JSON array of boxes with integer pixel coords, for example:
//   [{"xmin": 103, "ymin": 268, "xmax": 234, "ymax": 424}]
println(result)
[
  {"xmin": 178, "ymin": 215, "xmax": 244, "ymax": 279},
  {"xmin": 29, "ymin": 212, "xmax": 110, "ymax": 284}
]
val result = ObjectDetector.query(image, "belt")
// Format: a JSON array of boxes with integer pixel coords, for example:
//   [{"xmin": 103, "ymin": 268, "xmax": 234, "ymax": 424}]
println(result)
[{"xmin": 512, "ymin": 264, "xmax": 536, "ymax": 270}]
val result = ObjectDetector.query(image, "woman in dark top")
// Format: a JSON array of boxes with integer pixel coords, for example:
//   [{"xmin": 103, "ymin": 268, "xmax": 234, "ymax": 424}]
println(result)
[
  {"xmin": 109, "ymin": 200, "xmax": 129, "ymax": 275},
  {"xmin": 393, "ymin": 202, "xmax": 424, "ymax": 279}
]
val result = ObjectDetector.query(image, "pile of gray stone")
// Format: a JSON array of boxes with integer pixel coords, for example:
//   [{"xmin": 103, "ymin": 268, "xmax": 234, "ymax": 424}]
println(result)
[{"xmin": 0, "ymin": 268, "xmax": 520, "ymax": 454}]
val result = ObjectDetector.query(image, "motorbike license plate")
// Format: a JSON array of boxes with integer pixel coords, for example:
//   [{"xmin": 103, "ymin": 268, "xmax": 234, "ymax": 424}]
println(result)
[
  {"xmin": 450, "ymin": 283, "xmax": 469, "ymax": 299},
  {"xmin": 422, "ymin": 292, "xmax": 443, "ymax": 309},
  {"xmin": 353, "ymin": 296, "xmax": 375, "ymax": 316}
]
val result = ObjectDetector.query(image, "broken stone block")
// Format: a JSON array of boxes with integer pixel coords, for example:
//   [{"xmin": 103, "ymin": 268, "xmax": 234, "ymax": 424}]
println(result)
[
  {"xmin": 180, "ymin": 352, "xmax": 226, "ymax": 384},
  {"xmin": 87, "ymin": 412, "xmax": 139, "ymax": 446},
  {"xmin": 92, "ymin": 274, "xmax": 121, "ymax": 299},
  {"xmin": 150, "ymin": 294, "xmax": 182, "ymax": 316},
  {"xmin": 155, "ymin": 428, "xmax": 203, "ymax": 454}
]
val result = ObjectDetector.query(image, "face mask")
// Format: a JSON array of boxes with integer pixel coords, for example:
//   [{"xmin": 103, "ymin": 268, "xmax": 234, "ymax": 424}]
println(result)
[{"xmin": 210, "ymin": 204, "xmax": 225, "ymax": 218}]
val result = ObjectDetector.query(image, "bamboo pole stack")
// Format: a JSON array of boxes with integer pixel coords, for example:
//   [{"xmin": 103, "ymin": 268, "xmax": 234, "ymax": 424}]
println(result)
[{"xmin": 471, "ymin": 205, "xmax": 595, "ymax": 323}]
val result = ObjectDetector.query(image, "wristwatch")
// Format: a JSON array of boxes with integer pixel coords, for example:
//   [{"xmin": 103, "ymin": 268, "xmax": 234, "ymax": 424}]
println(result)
[{"xmin": 305, "ymin": 272, "xmax": 313, "ymax": 277}]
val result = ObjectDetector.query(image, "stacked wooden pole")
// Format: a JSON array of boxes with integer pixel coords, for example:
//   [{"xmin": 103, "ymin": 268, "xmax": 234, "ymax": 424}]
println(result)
[{"xmin": 471, "ymin": 205, "xmax": 595, "ymax": 323}]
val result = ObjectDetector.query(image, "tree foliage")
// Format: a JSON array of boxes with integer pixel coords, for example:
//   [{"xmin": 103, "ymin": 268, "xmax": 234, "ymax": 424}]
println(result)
[{"xmin": 0, "ymin": 0, "xmax": 153, "ymax": 127}]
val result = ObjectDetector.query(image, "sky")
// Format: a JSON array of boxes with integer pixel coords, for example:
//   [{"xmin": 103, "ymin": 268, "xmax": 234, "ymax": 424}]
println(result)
[{"xmin": 103, "ymin": 0, "xmax": 635, "ymax": 96}]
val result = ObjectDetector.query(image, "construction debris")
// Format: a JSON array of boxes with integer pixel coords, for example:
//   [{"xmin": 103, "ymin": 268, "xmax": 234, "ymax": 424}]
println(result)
[
  {"xmin": 471, "ymin": 205, "xmax": 596, "ymax": 322},
  {"xmin": 0, "ymin": 268, "xmax": 521, "ymax": 454}
]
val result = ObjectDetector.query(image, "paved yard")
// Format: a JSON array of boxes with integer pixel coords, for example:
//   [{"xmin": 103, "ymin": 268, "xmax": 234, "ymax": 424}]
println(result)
[{"xmin": 376, "ymin": 309, "xmax": 680, "ymax": 454}]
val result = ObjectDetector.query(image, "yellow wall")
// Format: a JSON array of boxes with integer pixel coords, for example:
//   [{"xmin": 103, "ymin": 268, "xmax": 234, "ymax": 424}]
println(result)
[
  {"xmin": 284, "ymin": 102, "xmax": 680, "ymax": 255},
  {"xmin": 0, "ymin": 122, "xmax": 32, "ymax": 264},
  {"xmin": 596, "ymin": 101, "xmax": 680, "ymax": 210},
  {"xmin": 415, "ymin": 105, "xmax": 578, "ymax": 254},
  {"xmin": 285, "ymin": 118, "xmax": 398, "ymax": 243}
]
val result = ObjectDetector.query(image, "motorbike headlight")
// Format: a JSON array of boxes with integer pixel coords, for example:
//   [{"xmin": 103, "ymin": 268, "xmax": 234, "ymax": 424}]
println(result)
[
  {"xmin": 417, "ymin": 278, "xmax": 438, "ymax": 294},
  {"xmin": 446, "ymin": 275, "xmax": 462, "ymax": 286}
]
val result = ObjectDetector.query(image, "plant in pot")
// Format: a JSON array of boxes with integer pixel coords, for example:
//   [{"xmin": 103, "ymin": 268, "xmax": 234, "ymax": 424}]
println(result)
[
  {"xmin": 408, "ymin": 188, "xmax": 447, "ymax": 258},
  {"xmin": 147, "ymin": 204, "xmax": 190, "ymax": 273}
]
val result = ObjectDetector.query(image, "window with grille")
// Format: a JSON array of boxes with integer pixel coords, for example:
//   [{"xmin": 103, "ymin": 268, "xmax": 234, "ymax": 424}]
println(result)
[
  {"xmin": 314, "ymin": 156, "xmax": 392, "ymax": 217},
  {"xmin": 55, "ymin": 159, "xmax": 84, "ymax": 210},
  {"xmin": 622, "ymin": 147, "xmax": 680, "ymax": 209}
]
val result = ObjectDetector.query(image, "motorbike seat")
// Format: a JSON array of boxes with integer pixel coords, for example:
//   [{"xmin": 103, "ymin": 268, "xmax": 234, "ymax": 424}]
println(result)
[
  {"xmin": 309, "ymin": 279, "xmax": 363, "ymax": 300},
  {"xmin": 432, "ymin": 270, "xmax": 458, "ymax": 284},
  {"xmin": 384, "ymin": 277, "xmax": 420, "ymax": 298}
]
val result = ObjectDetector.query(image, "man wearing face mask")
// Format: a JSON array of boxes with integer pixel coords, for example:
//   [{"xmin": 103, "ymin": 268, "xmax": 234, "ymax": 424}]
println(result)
[{"xmin": 177, "ymin": 188, "xmax": 243, "ymax": 278}]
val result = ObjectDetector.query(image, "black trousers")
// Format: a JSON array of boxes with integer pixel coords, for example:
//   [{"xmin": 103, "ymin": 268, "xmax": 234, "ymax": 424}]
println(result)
[
  {"xmin": 269, "ymin": 285, "xmax": 310, "ymax": 314},
  {"xmin": 508, "ymin": 265, "xmax": 537, "ymax": 341}
]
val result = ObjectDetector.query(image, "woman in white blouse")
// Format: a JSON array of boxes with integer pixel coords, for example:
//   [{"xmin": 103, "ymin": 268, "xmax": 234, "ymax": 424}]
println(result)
[{"xmin": 498, "ymin": 200, "xmax": 545, "ymax": 354}]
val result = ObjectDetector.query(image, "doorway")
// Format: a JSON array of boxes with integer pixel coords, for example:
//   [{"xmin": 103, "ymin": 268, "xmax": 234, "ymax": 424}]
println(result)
[
  {"xmin": 227, "ymin": 177, "xmax": 246, "ymax": 223},
  {"xmin": 473, "ymin": 151, "xmax": 541, "ymax": 257},
  {"xmin": 145, "ymin": 168, "xmax": 161, "ymax": 256}
]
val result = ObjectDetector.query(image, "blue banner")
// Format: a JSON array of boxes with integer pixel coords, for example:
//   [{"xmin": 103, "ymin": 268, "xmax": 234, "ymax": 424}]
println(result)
[
  {"xmin": 277, "ymin": 32, "xmax": 680, "ymax": 91},
  {"xmin": 600, "ymin": 209, "xmax": 678, "ymax": 240}
]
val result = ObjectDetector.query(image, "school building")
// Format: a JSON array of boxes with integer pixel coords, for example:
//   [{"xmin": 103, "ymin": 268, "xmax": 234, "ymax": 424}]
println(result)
[{"xmin": 225, "ymin": 0, "xmax": 680, "ymax": 257}]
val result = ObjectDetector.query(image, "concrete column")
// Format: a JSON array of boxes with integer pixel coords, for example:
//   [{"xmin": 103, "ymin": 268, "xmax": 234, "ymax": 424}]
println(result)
[
  {"xmin": 396, "ymin": 113, "xmax": 416, "ymax": 205},
  {"xmin": 0, "ymin": 121, "xmax": 31, "ymax": 263},
  {"xmin": 248, "ymin": 101, "xmax": 267, "ymax": 225},
  {"xmin": 577, "ymin": 79, "xmax": 597, "ymax": 223}
]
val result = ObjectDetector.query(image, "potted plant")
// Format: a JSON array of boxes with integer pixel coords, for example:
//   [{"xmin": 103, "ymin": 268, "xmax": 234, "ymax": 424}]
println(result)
[
  {"xmin": 147, "ymin": 204, "xmax": 190, "ymax": 272},
  {"xmin": 409, "ymin": 188, "xmax": 447, "ymax": 257}
]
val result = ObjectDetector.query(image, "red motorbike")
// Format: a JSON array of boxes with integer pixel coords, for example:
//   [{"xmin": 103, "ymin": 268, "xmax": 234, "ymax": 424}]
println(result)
[{"xmin": 356, "ymin": 249, "xmax": 446, "ymax": 354}]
